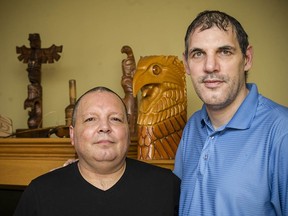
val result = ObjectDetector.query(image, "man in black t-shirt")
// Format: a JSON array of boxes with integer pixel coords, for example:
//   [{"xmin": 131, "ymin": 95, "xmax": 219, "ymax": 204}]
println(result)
[{"xmin": 14, "ymin": 86, "xmax": 180, "ymax": 216}]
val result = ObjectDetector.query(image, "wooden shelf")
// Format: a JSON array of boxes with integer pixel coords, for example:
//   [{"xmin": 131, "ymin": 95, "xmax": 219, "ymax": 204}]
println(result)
[
  {"xmin": 0, "ymin": 137, "xmax": 174, "ymax": 187},
  {"xmin": 0, "ymin": 138, "xmax": 75, "ymax": 187}
]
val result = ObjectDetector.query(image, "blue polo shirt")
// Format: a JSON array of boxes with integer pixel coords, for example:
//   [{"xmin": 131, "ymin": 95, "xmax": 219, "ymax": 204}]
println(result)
[{"xmin": 174, "ymin": 83, "xmax": 288, "ymax": 215}]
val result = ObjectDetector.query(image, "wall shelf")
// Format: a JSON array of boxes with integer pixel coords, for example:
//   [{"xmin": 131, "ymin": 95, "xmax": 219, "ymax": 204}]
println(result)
[{"xmin": 0, "ymin": 137, "xmax": 174, "ymax": 187}]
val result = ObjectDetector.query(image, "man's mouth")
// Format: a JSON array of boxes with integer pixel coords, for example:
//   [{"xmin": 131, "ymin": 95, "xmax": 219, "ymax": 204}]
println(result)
[
  {"xmin": 96, "ymin": 139, "xmax": 114, "ymax": 145},
  {"xmin": 203, "ymin": 79, "xmax": 224, "ymax": 88}
]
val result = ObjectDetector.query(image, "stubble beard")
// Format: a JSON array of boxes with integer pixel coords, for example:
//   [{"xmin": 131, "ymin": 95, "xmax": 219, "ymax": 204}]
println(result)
[{"xmin": 193, "ymin": 76, "xmax": 241, "ymax": 111}]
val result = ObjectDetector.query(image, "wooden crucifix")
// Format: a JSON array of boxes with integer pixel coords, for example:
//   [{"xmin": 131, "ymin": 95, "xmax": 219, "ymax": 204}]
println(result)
[{"xmin": 16, "ymin": 33, "xmax": 63, "ymax": 129}]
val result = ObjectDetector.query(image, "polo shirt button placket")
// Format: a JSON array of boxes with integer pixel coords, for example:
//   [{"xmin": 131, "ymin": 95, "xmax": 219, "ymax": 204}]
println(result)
[{"xmin": 199, "ymin": 136, "xmax": 214, "ymax": 175}]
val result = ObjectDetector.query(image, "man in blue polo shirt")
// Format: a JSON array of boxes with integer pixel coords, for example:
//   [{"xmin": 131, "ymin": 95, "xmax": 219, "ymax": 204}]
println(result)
[{"xmin": 174, "ymin": 10, "xmax": 288, "ymax": 215}]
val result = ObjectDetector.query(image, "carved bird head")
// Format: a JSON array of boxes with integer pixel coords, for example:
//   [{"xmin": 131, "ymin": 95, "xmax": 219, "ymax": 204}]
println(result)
[
  {"xmin": 133, "ymin": 55, "xmax": 187, "ymax": 125},
  {"xmin": 132, "ymin": 55, "xmax": 187, "ymax": 159}
]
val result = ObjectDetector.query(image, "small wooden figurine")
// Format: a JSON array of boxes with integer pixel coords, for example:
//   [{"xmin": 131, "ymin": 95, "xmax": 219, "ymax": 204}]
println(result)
[
  {"xmin": 0, "ymin": 114, "xmax": 13, "ymax": 137},
  {"xmin": 65, "ymin": 79, "xmax": 77, "ymax": 127}
]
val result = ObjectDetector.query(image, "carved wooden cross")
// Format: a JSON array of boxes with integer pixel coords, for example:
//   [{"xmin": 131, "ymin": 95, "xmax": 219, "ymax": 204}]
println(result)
[{"xmin": 16, "ymin": 33, "xmax": 63, "ymax": 129}]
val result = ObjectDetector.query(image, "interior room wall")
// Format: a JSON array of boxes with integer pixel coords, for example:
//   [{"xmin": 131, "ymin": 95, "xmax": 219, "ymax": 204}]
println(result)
[{"xmin": 0, "ymin": 0, "xmax": 287, "ymax": 131}]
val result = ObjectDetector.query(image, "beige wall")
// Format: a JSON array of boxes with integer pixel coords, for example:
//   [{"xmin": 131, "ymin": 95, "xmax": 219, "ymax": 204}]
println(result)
[{"xmin": 0, "ymin": 0, "xmax": 287, "ymax": 131}]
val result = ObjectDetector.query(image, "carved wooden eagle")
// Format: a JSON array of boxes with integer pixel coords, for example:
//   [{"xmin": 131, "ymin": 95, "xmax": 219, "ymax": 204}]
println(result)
[{"xmin": 133, "ymin": 55, "xmax": 187, "ymax": 160}]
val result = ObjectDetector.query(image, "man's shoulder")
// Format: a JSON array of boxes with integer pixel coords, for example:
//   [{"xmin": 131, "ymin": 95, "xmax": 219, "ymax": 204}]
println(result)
[
  {"xmin": 30, "ymin": 162, "xmax": 76, "ymax": 186},
  {"xmin": 126, "ymin": 158, "xmax": 180, "ymax": 184},
  {"xmin": 126, "ymin": 158, "xmax": 179, "ymax": 180},
  {"xmin": 258, "ymin": 95, "xmax": 288, "ymax": 121}
]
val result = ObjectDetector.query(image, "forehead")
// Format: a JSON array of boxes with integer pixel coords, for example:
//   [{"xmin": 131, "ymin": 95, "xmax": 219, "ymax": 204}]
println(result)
[
  {"xmin": 189, "ymin": 26, "xmax": 238, "ymax": 47},
  {"xmin": 79, "ymin": 91, "xmax": 125, "ymax": 113}
]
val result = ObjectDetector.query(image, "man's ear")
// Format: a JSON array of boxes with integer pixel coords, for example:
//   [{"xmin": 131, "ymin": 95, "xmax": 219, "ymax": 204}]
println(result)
[
  {"xmin": 244, "ymin": 45, "xmax": 253, "ymax": 71},
  {"xmin": 182, "ymin": 53, "xmax": 191, "ymax": 75},
  {"xmin": 69, "ymin": 126, "xmax": 75, "ymax": 146}
]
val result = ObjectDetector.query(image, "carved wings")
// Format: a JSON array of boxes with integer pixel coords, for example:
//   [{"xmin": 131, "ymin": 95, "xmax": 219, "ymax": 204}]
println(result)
[{"xmin": 16, "ymin": 44, "xmax": 63, "ymax": 64}]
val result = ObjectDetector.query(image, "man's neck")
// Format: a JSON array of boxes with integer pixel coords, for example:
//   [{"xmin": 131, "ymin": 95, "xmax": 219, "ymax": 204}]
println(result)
[{"xmin": 77, "ymin": 160, "xmax": 126, "ymax": 191}]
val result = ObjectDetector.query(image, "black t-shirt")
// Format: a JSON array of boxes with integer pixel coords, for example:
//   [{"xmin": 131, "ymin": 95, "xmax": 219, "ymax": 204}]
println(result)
[{"xmin": 14, "ymin": 158, "xmax": 180, "ymax": 216}]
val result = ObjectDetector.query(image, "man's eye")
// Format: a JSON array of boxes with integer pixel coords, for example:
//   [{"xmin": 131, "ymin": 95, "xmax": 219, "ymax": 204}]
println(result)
[
  {"xmin": 111, "ymin": 117, "xmax": 122, "ymax": 122},
  {"xmin": 192, "ymin": 51, "xmax": 203, "ymax": 58},
  {"xmin": 221, "ymin": 50, "xmax": 231, "ymax": 55},
  {"xmin": 219, "ymin": 47, "xmax": 234, "ymax": 56},
  {"xmin": 84, "ymin": 117, "xmax": 95, "ymax": 122}
]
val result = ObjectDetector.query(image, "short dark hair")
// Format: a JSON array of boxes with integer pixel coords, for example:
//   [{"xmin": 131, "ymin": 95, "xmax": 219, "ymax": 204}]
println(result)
[
  {"xmin": 184, "ymin": 10, "xmax": 249, "ymax": 60},
  {"xmin": 71, "ymin": 86, "xmax": 128, "ymax": 127}
]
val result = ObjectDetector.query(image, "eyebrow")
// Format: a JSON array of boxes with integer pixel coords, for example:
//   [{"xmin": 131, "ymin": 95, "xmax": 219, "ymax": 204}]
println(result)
[
  {"xmin": 218, "ymin": 45, "xmax": 236, "ymax": 51},
  {"xmin": 188, "ymin": 45, "xmax": 236, "ymax": 56}
]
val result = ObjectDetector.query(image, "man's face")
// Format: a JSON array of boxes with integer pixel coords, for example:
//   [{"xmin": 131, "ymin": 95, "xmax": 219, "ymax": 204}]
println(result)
[
  {"xmin": 184, "ymin": 26, "xmax": 253, "ymax": 111},
  {"xmin": 70, "ymin": 91, "xmax": 129, "ymax": 173}
]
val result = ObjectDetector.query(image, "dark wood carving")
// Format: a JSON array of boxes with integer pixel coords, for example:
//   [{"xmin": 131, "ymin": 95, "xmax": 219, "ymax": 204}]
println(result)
[
  {"xmin": 133, "ymin": 56, "xmax": 187, "ymax": 160},
  {"xmin": 121, "ymin": 45, "xmax": 138, "ymax": 138},
  {"xmin": 16, "ymin": 33, "xmax": 63, "ymax": 129},
  {"xmin": 24, "ymin": 83, "xmax": 42, "ymax": 129}
]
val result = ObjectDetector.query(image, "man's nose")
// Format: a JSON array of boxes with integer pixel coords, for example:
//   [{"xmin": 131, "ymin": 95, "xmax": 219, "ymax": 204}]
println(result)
[
  {"xmin": 97, "ymin": 119, "xmax": 111, "ymax": 133},
  {"xmin": 204, "ymin": 55, "xmax": 219, "ymax": 73}
]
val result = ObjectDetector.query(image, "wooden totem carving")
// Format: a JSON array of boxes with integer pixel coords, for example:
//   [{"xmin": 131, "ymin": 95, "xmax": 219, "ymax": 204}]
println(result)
[
  {"xmin": 16, "ymin": 33, "xmax": 62, "ymax": 129},
  {"xmin": 133, "ymin": 56, "xmax": 187, "ymax": 160},
  {"xmin": 121, "ymin": 45, "xmax": 138, "ymax": 138}
]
